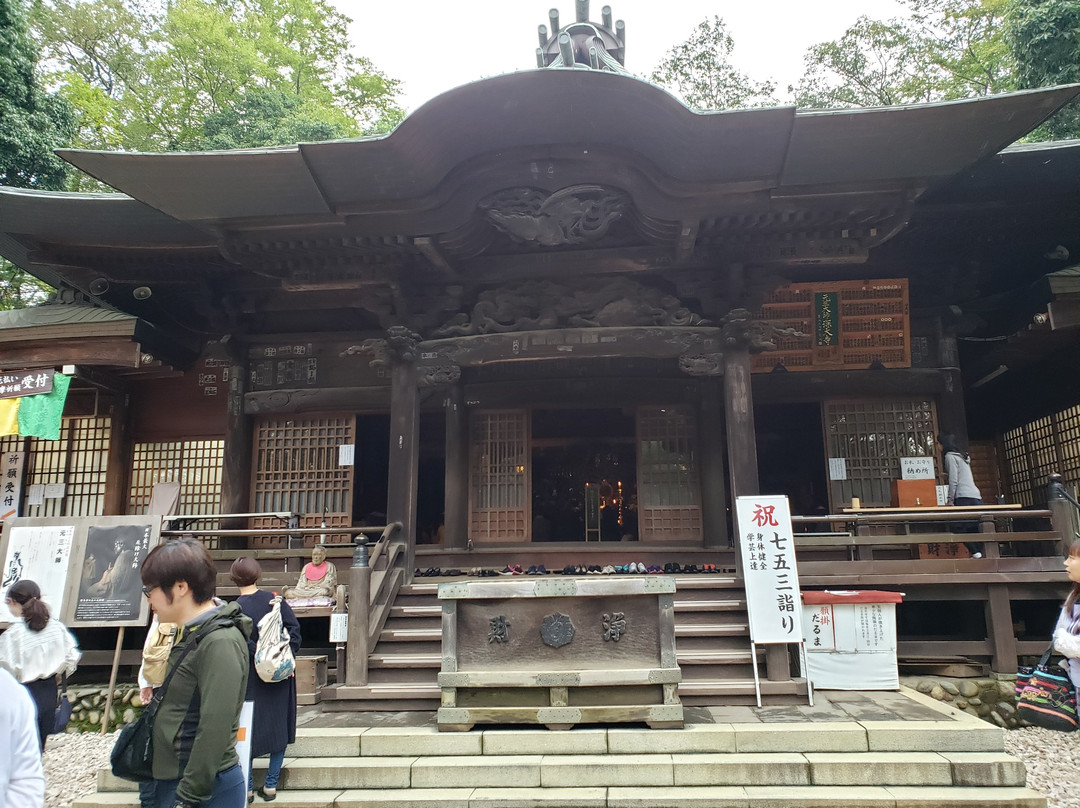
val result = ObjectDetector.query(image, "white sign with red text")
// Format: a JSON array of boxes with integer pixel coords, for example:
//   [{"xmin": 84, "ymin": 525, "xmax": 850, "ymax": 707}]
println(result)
[{"xmin": 734, "ymin": 495, "xmax": 804, "ymax": 645}]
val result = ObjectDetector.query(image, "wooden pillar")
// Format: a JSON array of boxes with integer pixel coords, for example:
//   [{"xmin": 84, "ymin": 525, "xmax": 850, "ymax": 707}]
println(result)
[
  {"xmin": 220, "ymin": 340, "xmax": 252, "ymax": 529},
  {"xmin": 698, "ymin": 378, "xmax": 729, "ymax": 548},
  {"xmin": 345, "ymin": 564, "xmax": 371, "ymax": 686},
  {"xmin": 985, "ymin": 583, "xmax": 1017, "ymax": 674},
  {"xmin": 386, "ymin": 330, "xmax": 420, "ymax": 579},
  {"xmin": 103, "ymin": 394, "xmax": 131, "ymax": 515},
  {"xmin": 443, "ymin": 383, "xmax": 469, "ymax": 549},
  {"xmin": 1048, "ymin": 473, "xmax": 1079, "ymax": 557},
  {"xmin": 723, "ymin": 348, "xmax": 758, "ymax": 502}
]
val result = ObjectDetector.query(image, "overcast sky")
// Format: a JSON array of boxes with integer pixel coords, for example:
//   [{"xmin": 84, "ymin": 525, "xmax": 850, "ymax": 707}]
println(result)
[{"xmin": 335, "ymin": 0, "xmax": 910, "ymax": 114}]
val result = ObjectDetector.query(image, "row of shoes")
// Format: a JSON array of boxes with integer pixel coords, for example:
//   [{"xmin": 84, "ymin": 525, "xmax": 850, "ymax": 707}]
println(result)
[{"xmin": 498, "ymin": 564, "xmax": 549, "ymax": 575}]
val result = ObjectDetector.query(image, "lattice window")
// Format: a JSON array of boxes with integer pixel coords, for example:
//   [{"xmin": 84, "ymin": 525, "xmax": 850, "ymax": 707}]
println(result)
[
  {"xmin": 824, "ymin": 399, "xmax": 937, "ymax": 509},
  {"xmin": 250, "ymin": 414, "xmax": 355, "ymax": 547},
  {"xmin": 129, "ymin": 440, "xmax": 224, "ymax": 515},
  {"xmin": 4, "ymin": 416, "xmax": 112, "ymax": 517},
  {"xmin": 469, "ymin": 410, "xmax": 529, "ymax": 541},
  {"xmin": 637, "ymin": 407, "xmax": 702, "ymax": 541},
  {"xmin": 1002, "ymin": 403, "xmax": 1080, "ymax": 506}
]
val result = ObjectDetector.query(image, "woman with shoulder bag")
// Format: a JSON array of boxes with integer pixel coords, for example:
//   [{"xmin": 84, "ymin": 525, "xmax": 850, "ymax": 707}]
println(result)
[
  {"xmin": 0, "ymin": 580, "xmax": 81, "ymax": 751},
  {"xmin": 1055, "ymin": 539, "xmax": 1080, "ymax": 689},
  {"xmin": 135, "ymin": 614, "xmax": 177, "ymax": 808},
  {"xmin": 230, "ymin": 557, "xmax": 301, "ymax": 803}
]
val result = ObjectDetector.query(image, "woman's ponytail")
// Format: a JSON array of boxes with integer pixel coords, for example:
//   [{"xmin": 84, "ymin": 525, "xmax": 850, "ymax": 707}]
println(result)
[{"xmin": 7, "ymin": 579, "xmax": 50, "ymax": 632}]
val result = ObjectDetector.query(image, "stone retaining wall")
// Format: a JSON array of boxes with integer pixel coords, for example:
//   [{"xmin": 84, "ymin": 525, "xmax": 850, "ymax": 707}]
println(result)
[
  {"xmin": 901, "ymin": 675, "xmax": 1021, "ymax": 728},
  {"xmin": 63, "ymin": 684, "xmax": 144, "ymax": 733}
]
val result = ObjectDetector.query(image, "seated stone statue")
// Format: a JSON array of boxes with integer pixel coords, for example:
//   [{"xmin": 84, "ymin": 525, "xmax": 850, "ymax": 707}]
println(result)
[{"xmin": 283, "ymin": 545, "xmax": 338, "ymax": 602}]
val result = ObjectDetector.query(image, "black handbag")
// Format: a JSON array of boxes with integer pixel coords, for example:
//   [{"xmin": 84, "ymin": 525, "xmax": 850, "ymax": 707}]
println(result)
[
  {"xmin": 52, "ymin": 672, "xmax": 72, "ymax": 735},
  {"xmin": 1016, "ymin": 643, "xmax": 1079, "ymax": 732},
  {"xmin": 110, "ymin": 619, "xmax": 219, "ymax": 781}
]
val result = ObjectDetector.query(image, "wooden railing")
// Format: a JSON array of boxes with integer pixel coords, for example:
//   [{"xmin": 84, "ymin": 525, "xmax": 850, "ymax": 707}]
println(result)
[
  {"xmin": 790, "ymin": 504, "xmax": 1069, "ymax": 674},
  {"xmin": 343, "ymin": 521, "xmax": 405, "ymax": 686}
]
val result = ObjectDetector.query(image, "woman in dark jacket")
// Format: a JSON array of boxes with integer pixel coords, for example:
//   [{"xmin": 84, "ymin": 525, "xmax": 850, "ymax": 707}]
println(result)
[{"xmin": 230, "ymin": 557, "xmax": 301, "ymax": 802}]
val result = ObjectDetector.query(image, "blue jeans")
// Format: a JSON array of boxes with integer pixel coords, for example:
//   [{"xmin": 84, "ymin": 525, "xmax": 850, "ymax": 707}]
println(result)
[
  {"xmin": 149, "ymin": 763, "xmax": 245, "ymax": 808},
  {"xmin": 247, "ymin": 749, "xmax": 286, "ymax": 791}
]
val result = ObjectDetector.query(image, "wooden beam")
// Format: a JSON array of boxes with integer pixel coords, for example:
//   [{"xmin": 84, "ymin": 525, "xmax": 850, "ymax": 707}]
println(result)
[
  {"xmin": 420, "ymin": 327, "xmax": 721, "ymax": 369},
  {"xmin": 245, "ymin": 386, "xmax": 391, "ymax": 414},
  {"xmin": 387, "ymin": 357, "xmax": 419, "ymax": 578},
  {"xmin": 414, "ymin": 237, "xmax": 461, "ymax": 281}
]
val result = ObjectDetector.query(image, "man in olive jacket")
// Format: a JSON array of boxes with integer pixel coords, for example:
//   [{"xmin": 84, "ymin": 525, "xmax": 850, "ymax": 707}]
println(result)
[{"xmin": 140, "ymin": 538, "xmax": 251, "ymax": 808}]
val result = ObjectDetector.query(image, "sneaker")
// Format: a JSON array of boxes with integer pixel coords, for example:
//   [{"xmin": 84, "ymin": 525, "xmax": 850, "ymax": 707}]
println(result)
[
  {"xmin": 602, "ymin": 564, "xmax": 616, "ymax": 574},
  {"xmin": 971, "ymin": 552, "xmax": 983, "ymax": 559},
  {"xmin": 536, "ymin": 565, "xmax": 548, "ymax": 575},
  {"xmin": 526, "ymin": 565, "xmax": 538, "ymax": 575}
]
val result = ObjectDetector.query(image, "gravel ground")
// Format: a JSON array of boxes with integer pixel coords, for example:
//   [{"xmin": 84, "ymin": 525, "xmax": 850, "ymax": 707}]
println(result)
[{"xmin": 41, "ymin": 725, "xmax": 1080, "ymax": 808}]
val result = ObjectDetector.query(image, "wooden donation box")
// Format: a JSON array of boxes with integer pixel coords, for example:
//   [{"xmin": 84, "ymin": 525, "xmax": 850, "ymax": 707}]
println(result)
[
  {"xmin": 891, "ymin": 479, "xmax": 938, "ymax": 508},
  {"xmin": 436, "ymin": 577, "xmax": 683, "ymax": 731}
]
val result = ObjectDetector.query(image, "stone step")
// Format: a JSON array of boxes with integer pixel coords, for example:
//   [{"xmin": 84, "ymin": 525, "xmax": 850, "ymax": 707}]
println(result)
[
  {"xmin": 70, "ymin": 786, "xmax": 1050, "ymax": 808},
  {"xmin": 94, "ymin": 749, "xmax": 1024, "ymax": 792}
]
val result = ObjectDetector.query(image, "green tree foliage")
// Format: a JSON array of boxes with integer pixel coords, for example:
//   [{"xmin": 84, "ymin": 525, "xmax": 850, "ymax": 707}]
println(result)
[
  {"xmin": 1, "ymin": 0, "xmax": 70, "ymax": 307},
  {"xmin": 34, "ymin": 0, "xmax": 404, "ymax": 154},
  {"xmin": 650, "ymin": 16, "xmax": 778, "ymax": 110},
  {"xmin": 1, "ymin": 0, "xmax": 75, "ymax": 187},
  {"xmin": 1006, "ymin": 0, "xmax": 1080, "ymax": 139},
  {"xmin": 792, "ymin": 0, "xmax": 1014, "ymax": 109}
]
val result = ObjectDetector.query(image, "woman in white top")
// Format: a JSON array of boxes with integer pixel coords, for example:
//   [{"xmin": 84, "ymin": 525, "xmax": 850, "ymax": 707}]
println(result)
[
  {"xmin": 1055, "ymin": 539, "xmax": 1080, "ymax": 689},
  {"xmin": 0, "ymin": 579, "xmax": 81, "ymax": 751}
]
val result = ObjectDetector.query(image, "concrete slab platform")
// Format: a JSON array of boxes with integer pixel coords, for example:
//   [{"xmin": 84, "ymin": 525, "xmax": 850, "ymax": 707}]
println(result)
[
  {"xmin": 468, "ymin": 787, "xmax": 607, "ymax": 806},
  {"xmin": 539, "ymin": 753, "xmax": 674, "ymax": 787},
  {"xmin": 608, "ymin": 724, "xmax": 736, "ymax": 754},
  {"xmin": 410, "ymin": 754, "xmax": 542, "ymax": 788}
]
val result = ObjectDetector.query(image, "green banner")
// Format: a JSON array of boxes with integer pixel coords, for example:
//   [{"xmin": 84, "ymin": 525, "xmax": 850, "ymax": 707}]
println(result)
[{"xmin": 815, "ymin": 292, "xmax": 839, "ymax": 346}]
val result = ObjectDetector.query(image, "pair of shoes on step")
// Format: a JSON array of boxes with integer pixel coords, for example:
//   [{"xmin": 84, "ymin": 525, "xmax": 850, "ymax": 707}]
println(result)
[
  {"xmin": 499, "ymin": 563, "xmax": 523, "ymax": 575},
  {"xmin": 525, "ymin": 564, "xmax": 548, "ymax": 575}
]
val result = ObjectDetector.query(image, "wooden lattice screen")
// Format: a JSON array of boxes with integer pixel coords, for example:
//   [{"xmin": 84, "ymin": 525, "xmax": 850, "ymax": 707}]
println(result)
[
  {"xmin": 250, "ymin": 414, "xmax": 355, "ymax": 548},
  {"xmin": 128, "ymin": 440, "xmax": 224, "ymax": 515},
  {"xmin": 469, "ymin": 410, "xmax": 529, "ymax": 542},
  {"xmin": 636, "ymin": 407, "xmax": 703, "ymax": 541},
  {"xmin": 1001, "ymin": 403, "xmax": 1080, "ymax": 506},
  {"xmin": 0, "ymin": 416, "xmax": 112, "ymax": 517},
  {"xmin": 752, "ymin": 279, "xmax": 911, "ymax": 373},
  {"xmin": 823, "ymin": 399, "xmax": 937, "ymax": 509}
]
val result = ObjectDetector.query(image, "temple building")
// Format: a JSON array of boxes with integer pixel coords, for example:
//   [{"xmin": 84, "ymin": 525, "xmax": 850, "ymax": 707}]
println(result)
[{"xmin": 0, "ymin": 2, "xmax": 1077, "ymax": 704}]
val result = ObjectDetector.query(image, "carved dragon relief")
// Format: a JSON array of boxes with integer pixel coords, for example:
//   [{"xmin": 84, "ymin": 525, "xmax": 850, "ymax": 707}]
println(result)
[
  {"xmin": 479, "ymin": 185, "xmax": 629, "ymax": 247},
  {"xmin": 432, "ymin": 277, "xmax": 710, "ymax": 338}
]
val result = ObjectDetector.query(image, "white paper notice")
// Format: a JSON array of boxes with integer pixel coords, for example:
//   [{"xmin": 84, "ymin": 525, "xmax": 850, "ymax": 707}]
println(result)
[
  {"xmin": 44, "ymin": 483, "xmax": 65, "ymax": 499},
  {"xmin": 330, "ymin": 612, "xmax": 349, "ymax": 643},
  {"xmin": 900, "ymin": 457, "xmax": 935, "ymax": 480},
  {"xmin": 0, "ymin": 523, "xmax": 75, "ymax": 621},
  {"xmin": 338, "ymin": 444, "xmax": 355, "ymax": 466},
  {"xmin": 828, "ymin": 458, "xmax": 847, "ymax": 481},
  {"xmin": 27, "ymin": 484, "xmax": 44, "ymax": 505}
]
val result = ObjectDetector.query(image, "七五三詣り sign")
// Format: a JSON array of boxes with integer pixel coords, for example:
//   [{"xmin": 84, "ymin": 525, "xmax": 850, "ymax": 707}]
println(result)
[{"xmin": 734, "ymin": 496, "xmax": 804, "ymax": 645}]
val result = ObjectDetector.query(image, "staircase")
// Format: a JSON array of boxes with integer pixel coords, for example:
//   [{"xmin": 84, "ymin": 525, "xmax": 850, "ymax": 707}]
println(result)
[
  {"xmin": 76, "ymin": 710, "xmax": 1046, "ymax": 807},
  {"xmin": 325, "ymin": 574, "xmax": 802, "ymax": 710}
]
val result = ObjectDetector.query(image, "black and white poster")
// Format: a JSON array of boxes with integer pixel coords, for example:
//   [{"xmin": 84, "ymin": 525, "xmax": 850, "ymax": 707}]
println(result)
[{"xmin": 73, "ymin": 522, "xmax": 155, "ymax": 624}]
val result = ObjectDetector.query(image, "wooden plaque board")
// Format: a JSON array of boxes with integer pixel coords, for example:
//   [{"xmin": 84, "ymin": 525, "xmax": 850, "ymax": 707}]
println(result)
[{"xmin": 0, "ymin": 515, "xmax": 162, "ymax": 628}]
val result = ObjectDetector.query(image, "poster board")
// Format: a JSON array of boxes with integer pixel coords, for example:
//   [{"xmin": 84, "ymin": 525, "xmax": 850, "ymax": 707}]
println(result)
[
  {"xmin": 734, "ymin": 495, "xmax": 804, "ymax": 644},
  {"xmin": 0, "ymin": 520, "xmax": 76, "ymax": 624},
  {"xmin": 0, "ymin": 515, "xmax": 162, "ymax": 628}
]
